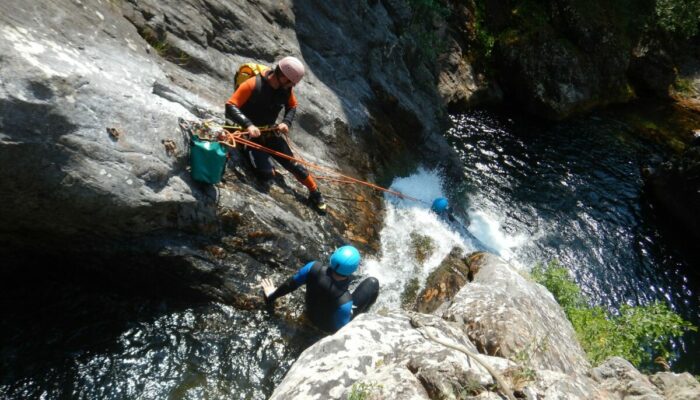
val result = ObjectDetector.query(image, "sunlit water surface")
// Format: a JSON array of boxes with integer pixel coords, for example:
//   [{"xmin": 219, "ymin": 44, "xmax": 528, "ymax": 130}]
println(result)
[{"xmin": 364, "ymin": 109, "xmax": 699, "ymax": 373}]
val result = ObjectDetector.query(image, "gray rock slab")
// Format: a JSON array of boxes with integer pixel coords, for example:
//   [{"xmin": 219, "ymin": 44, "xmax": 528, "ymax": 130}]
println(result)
[
  {"xmin": 591, "ymin": 357, "xmax": 664, "ymax": 400},
  {"xmin": 649, "ymin": 371, "xmax": 700, "ymax": 400},
  {"xmin": 443, "ymin": 253, "xmax": 591, "ymax": 376},
  {"xmin": 269, "ymin": 311, "xmax": 513, "ymax": 400}
]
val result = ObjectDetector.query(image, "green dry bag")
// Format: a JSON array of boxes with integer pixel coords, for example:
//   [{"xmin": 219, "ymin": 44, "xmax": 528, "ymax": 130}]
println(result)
[{"xmin": 190, "ymin": 136, "xmax": 227, "ymax": 184}]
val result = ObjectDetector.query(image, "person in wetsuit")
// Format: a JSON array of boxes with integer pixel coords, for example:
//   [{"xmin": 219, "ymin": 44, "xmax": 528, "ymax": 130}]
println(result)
[
  {"xmin": 261, "ymin": 245, "xmax": 380, "ymax": 332},
  {"xmin": 225, "ymin": 56, "xmax": 325, "ymax": 209}
]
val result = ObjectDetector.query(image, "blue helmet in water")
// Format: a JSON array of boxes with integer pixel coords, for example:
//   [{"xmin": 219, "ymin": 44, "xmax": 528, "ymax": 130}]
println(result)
[
  {"xmin": 329, "ymin": 245, "xmax": 361, "ymax": 276},
  {"xmin": 431, "ymin": 197, "xmax": 449, "ymax": 214}
]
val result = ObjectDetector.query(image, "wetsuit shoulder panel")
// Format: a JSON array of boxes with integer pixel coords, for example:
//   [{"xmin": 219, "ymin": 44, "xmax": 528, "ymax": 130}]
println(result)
[
  {"xmin": 331, "ymin": 300, "xmax": 353, "ymax": 330},
  {"xmin": 292, "ymin": 261, "xmax": 316, "ymax": 284}
]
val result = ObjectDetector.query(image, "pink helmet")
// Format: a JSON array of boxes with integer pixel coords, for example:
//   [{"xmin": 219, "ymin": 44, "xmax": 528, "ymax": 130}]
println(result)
[{"xmin": 278, "ymin": 56, "xmax": 305, "ymax": 84}]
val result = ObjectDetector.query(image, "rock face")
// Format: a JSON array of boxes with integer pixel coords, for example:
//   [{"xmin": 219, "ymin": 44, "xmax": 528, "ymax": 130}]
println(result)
[
  {"xmin": 490, "ymin": 0, "xmax": 634, "ymax": 119},
  {"xmin": 413, "ymin": 247, "xmax": 474, "ymax": 314},
  {"xmin": 269, "ymin": 311, "xmax": 515, "ymax": 400},
  {"xmin": 591, "ymin": 357, "xmax": 666, "ymax": 399},
  {"xmin": 272, "ymin": 252, "xmax": 700, "ymax": 399},
  {"xmin": 443, "ymin": 252, "xmax": 591, "ymax": 376},
  {"xmin": 0, "ymin": 0, "xmax": 468, "ymax": 300},
  {"xmin": 649, "ymin": 370, "xmax": 700, "ymax": 400},
  {"xmin": 645, "ymin": 140, "xmax": 700, "ymax": 244}
]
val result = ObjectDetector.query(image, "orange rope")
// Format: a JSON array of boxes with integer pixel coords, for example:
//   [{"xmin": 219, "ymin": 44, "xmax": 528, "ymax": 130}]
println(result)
[{"xmin": 218, "ymin": 132, "xmax": 425, "ymax": 203}]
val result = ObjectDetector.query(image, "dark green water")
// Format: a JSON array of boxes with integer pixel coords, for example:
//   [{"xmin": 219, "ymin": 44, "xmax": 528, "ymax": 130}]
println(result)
[
  {"xmin": 446, "ymin": 108, "xmax": 699, "ymax": 373},
  {"xmin": 0, "ymin": 267, "xmax": 318, "ymax": 400}
]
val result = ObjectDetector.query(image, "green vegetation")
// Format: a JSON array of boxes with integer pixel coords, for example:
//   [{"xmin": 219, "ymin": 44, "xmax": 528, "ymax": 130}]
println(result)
[
  {"xmin": 655, "ymin": 0, "xmax": 700, "ymax": 37},
  {"xmin": 532, "ymin": 260, "xmax": 697, "ymax": 370},
  {"xmin": 406, "ymin": 0, "xmax": 451, "ymax": 61},
  {"xmin": 410, "ymin": 232, "xmax": 435, "ymax": 263},
  {"xmin": 138, "ymin": 28, "xmax": 191, "ymax": 66},
  {"xmin": 468, "ymin": 0, "xmax": 698, "ymax": 72},
  {"xmin": 401, "ymin": 276, "xmax": 421, "ymax": 309},
  {"xmin": 348, "ymin": 382, "xmax": 382, "ymax": 400},
  {"xmin": 511, "ymin": 340, "xmax": 544, "ymax": 384},
  {"xmin": 674, "ymin": 77, "xmax": 698, "ymax": 95},
  {"xmin": 456, "ymin": 377, "xmax": 485, "ymax": 396}
]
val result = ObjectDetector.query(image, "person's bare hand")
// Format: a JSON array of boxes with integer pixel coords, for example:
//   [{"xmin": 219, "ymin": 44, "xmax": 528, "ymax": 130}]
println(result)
[
  {"xmin": 276, "ymin": 123, "xmax": 289, "ymax": 134},
  {"xmin": 247, "ymin": 125, "xmax": 261, "ymax": 138},
  {"xmin": 261, "ymin": 278, "xmax": 276, "ymax": 299}
]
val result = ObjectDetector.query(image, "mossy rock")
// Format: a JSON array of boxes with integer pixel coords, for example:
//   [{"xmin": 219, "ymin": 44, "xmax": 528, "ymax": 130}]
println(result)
[
  {"xmin": 410, "ymin": 232, "xmax": 435, "ymax": 264},
  {"xmin": 414, "ymin": 248, "xmax": 479, "ymax": 314}
]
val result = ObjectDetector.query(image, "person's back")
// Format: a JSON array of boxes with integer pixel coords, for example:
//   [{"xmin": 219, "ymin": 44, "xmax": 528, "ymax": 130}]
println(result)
[
  {"xmin": 262, "ymin": 245, "xmax": 379, "ymax": 332},
  {"xmin": 303, "ymin": 262, "xmax": 353, "ymax": 331}
]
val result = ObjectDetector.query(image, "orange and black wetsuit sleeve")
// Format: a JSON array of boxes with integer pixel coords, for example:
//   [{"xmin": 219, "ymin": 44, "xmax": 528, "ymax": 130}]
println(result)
[{"xmin": 225, "ymin": 78, "xmax": 256, "ymax": 128}]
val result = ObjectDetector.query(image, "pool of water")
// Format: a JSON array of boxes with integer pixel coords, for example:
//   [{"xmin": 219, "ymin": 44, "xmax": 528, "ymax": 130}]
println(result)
[
  {"xmin": 440, "ymin": 110, "xmax": 700, "ymax": 374},
  {"xmin": 366, "ymin": 107, "xmax": 699, "ymax": 373},
  {"xmin": 0, "ymin": 267, "xmax": 318, "ymax": 400}
]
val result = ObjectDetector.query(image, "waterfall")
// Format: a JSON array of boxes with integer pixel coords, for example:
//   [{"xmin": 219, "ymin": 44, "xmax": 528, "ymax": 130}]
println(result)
[{"xmin": 361, "ymin": 168, "xmax": 527, "ymax": 310}]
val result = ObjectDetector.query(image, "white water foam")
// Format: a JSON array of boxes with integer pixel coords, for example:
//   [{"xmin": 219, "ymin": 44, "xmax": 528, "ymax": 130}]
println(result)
[
  {"xmin": 466, "ymin": 209, "xmax": 527, "ymax": 268},
  {"xmin": 361, "ymin": 168, "xmax": 527, "ymax": 310}
]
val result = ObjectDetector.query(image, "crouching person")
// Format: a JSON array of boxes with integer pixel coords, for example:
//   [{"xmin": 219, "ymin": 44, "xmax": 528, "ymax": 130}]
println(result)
[{"xmin": 261, "ymin": 245, "xmax": 379, "ymax": 332}]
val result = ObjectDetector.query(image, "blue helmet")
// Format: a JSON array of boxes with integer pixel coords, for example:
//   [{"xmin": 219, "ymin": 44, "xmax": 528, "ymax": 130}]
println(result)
[
  {"xmin": 329, "ymin": 245, "xmax": 361, "ymax": 276},
  {"xmin": 431, "ymin": 197, "xmax": 449, "ymax": 214}
]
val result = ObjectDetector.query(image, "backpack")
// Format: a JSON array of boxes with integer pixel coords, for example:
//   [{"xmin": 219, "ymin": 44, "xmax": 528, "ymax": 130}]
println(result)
[{"xmin": 234, "ymin": 63, "xmax": 270, "ymax": 90}]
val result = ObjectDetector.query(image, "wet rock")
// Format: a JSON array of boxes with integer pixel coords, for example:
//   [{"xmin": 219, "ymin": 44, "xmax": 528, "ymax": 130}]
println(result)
[
  {"xmin": 414, "ymin": 247, "xmax": 474, "ymax": 314},
  {"xmin": 1, "ymin": 0, "xmax": 468, "ymax": 301},
  {"xmin": 442, "ymin": 252, "xmax": 591, "ymax": 376}
]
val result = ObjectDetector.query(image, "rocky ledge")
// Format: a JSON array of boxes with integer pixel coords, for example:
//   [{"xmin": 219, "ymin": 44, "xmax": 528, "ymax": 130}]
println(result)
[{"xmin": 271, "ymin": 252, "xmax": 700, "ymax": 399}]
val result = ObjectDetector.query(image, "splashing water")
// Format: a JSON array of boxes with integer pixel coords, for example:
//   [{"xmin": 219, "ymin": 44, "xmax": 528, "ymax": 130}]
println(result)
[{"xmin": 361, "ymin": 168, "xmax": 526, "ymax": 309}]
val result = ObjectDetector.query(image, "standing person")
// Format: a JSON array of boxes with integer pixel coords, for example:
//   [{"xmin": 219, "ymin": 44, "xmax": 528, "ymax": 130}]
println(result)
[
  {"xmin": 225, "ymin": 56, "xmax": 326, "ymax": 210},
  {"xmin": 261, "ymin": 245, "xmax": 380, "ymax": 332}
]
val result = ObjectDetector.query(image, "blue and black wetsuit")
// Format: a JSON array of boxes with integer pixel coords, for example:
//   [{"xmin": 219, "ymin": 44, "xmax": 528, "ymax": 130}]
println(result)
[{"xmin": 266, "ymin": 261, "xmax": 379, "ymax": 332}]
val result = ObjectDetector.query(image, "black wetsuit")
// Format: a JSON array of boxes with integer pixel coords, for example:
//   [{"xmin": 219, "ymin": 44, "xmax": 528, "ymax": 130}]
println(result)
[
  {"xmin": 225, "ymin": 72, "xmax": 308, "ymax": 182},
  {"xmin": 266, "ymin": 262, "xmax": 379, "ymax": 332}
]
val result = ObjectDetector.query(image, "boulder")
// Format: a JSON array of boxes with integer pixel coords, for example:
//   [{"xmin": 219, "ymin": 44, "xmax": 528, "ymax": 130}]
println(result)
[
  {"xmin": 414, "ymin": 247, "xmax": 474, "ymax": 314},
  {"xmin": 591, "ymin": 357, "xmax": 664, "ymax": 399},
  {"xmin": 442, "ymin": 252, "xmax": 591, "ymax": 376},
  {"xmin": 488, "ymin": 0, "xmax": 634, "ymax": 119},
  {"xmin": 269, "ymin": 312, "xmax": 514, "ymax": 400},
  {"xmin": 271, "ymin": 274, "xmax": 612, "ymax": 400},
  {"xmin": 649, "ymin": 371, "xmax": 700, "ymax": 400}
]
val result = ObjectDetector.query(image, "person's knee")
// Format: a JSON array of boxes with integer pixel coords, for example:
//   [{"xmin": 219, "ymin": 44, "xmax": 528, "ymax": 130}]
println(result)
[
  {"xmin": 353, "ymin": 277, "xmax": 379, "ymax": 310},
  {"xmin": 254, "ymin": 168, "xmax": 274, "ymax": 181},
  {"xmin": 363, "ymin": 277, "xmax": 379, "ymax": 294}
]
